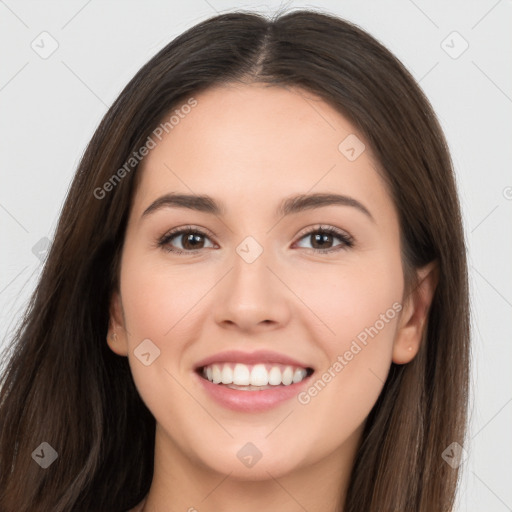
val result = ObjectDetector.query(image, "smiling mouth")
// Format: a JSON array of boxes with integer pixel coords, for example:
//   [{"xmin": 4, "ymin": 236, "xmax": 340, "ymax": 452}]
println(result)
[{"xmin": 196, "ymin": 362, "xmax": 315, "ymax": 390}]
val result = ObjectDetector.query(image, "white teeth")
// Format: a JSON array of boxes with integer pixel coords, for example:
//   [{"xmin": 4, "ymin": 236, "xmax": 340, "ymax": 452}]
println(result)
[
  {"xmin": 250, "ymin": 364, "xmax": 269, "ymax": 386},
  {"xmin": 268, "ymin": 367, "xmax": 282, "ymax": 385},
  {"xmin": 201, "ymin": 362, "xmax": 309, "ymax": 387},
  {"xmin": 282, "ymin": 366, "xmax": 293, "ymax": 386},
  {"xmin": 212, "ymin": 364, "xmax": 222, "ymax": 384},
  {"xmin": 233, "ymin": 364, "xmax": 251, "ymax": 385},
  {"xmin": 221, "ymin": 365, "xmax": 233, "ymax": 384},
  {"xmin": 292, "ymin": 368, "xmax": 304, "ymax": 383}
]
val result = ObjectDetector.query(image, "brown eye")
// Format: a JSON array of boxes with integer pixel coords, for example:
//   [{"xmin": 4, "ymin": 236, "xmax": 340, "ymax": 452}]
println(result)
[
  {"xmin": 179, "ymin": 232, "xmax": 207, "ymax": 250},
  {"xmin": 310, "ymin": 232, "xmax": 335, "ymax": 250},
  {"xmin": 295, "ymin": 226, "xmax": 354, "ymax": 253},
  {"xmin": 158, "ymin": 227, "xmax": 215, "ymax": 254}
]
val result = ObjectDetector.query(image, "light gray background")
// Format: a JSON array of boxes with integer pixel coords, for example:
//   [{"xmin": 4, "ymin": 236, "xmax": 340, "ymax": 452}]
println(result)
[{"xmin": 1, "ymin": 1, "xmax": 511, "ymax": 510}]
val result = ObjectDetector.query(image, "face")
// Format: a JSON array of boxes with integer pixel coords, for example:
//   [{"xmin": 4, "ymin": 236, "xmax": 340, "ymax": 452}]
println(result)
[{"xmin": 108, "ymin": 83, "xmax": 423, "ymax": 481}]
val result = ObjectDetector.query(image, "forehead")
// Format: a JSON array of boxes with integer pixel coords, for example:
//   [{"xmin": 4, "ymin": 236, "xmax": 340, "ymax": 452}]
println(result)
[{"xmin": 132, "ymin": 83, "xmax": 393, "ymax": 222}]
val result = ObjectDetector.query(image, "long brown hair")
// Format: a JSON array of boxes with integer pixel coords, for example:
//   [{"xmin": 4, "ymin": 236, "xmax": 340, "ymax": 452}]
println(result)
[{"xmin": 0, "ymin": 9, "xmax": 469, "ymax": 512}]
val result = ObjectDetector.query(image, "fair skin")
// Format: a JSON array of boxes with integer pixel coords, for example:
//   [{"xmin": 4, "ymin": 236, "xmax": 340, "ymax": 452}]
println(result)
[{"xmin": 107, "ymin": 83, "xmax": 437, "ymax": 512}]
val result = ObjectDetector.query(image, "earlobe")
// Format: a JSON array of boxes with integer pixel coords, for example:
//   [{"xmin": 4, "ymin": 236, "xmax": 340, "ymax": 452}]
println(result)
[
  {"xmin": 392, "ymin": 261, "xmax": 438, "ymax": 365},
  {"xmin": 106, "ymin": 290, "xmax": 129, "ymax": 356}
]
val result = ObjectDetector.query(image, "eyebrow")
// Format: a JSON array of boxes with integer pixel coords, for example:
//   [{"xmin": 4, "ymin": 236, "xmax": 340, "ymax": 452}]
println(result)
[{"xmin": 141, "ymin": 192, "xmax": 374, "ymax": 222}]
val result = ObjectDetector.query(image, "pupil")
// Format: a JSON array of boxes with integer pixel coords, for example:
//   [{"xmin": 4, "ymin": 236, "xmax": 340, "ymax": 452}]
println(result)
[
  {"xmin": 184, "ymin": 233, "xmax": 203, "ymax": 249},
  {"xmin": 313, "ymin": 233, "xmax": 331, "ymax": 249}
]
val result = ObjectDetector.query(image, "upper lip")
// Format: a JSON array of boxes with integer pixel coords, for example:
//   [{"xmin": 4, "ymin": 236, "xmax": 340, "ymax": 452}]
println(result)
[{"xmin": 194, "ymin": 350, "xmax": 313, "ymax": 370}]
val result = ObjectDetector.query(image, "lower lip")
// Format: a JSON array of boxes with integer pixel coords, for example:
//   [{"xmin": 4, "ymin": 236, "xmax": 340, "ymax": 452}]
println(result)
[{"xmin": 194, "ymin": 371, "xmax": 314, "ymax": 412}]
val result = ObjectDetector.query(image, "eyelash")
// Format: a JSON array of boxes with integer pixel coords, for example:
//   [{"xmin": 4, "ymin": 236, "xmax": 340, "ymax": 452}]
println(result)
[{"xmin": 156, "ymin": 224, "xmax": 354, "ymax": 255}]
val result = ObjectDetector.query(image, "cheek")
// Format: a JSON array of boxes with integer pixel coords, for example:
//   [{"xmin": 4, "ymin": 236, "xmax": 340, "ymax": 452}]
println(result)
[
  {"xmin": 119, "ymin": 249, "xmax": 210, "ymax": 342},
  {"xmin": 118, "ymin": 253, "xmax": 210, "ymax": 435},
  {"xmin": 117, "ymin": 251, "xmax": 203, "ymax": 394},
  {"xmin": 299, "ymin": 259, "xmax": 403, "ymax": 432},
  {"xmin": 293, "ymin": 252, "xmax": 403, "ymax": 347},
  {"xmin": 292, "ymin": 296, "xmax": 401, "ymax": 465},
  {"xmin": 293, "ymin": 251, "xmax": 403, "ymax": 419}
]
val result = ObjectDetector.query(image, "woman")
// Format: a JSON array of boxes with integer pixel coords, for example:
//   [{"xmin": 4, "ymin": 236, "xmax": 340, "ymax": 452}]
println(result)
[{"xmin": 0, "ymin": 9, "xmax": 470, "ymax": 512}]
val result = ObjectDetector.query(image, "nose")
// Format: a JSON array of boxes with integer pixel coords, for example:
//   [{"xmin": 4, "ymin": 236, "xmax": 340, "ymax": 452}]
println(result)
[{"xmin": 213, "ymin": 246, "xmax": 292, "ymax": 333}]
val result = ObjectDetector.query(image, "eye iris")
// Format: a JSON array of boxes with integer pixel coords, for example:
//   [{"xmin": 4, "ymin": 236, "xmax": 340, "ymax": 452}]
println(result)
[
  {"xmin": 182, "ymin": 232, "xmax": 204, "ymax": 250},
  {"xmin": 311, "ymin": 232, "xmax": 333, "ymax": 249}
]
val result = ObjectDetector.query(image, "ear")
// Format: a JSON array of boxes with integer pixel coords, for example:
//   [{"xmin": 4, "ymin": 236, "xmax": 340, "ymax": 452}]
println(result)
[
  {"xmin": 392, "ymin": 261, "xmax": 438, "ymax": 364},
  {"xmin": 106, "ymin": 289, "xmax": 129, "ymax": 357}
]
